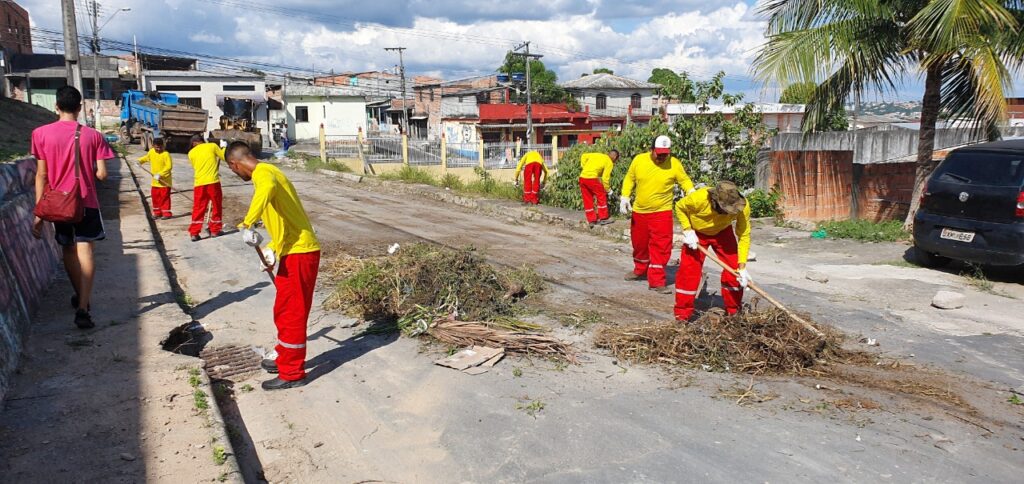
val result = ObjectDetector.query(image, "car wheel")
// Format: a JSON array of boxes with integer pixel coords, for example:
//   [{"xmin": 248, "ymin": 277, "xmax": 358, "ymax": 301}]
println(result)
[{"xmin": 914, "ymin": 245, "xmax": 951, "ymax": 268}]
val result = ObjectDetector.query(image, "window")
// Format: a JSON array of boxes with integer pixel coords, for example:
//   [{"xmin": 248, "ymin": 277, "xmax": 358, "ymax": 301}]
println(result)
[
  {"xmin": 596, "ymin": 93, "xmax": 607, "ymax": 110},
  {"xmin": 156, "ymin": 84, "xmax": 201, "ymax": 91},
  {"xmin": 223, "ymin": 85, "xmax": 255, "ymax": 91},
  {"xmin": 631, "ymin": 93, "xmax": 642, "ymax": 109},
  {"xmin": 178, "ymin": 97, "xmax": 203, "ymax": 109},
  {"xmin": 295, "ymin": 106, "xmax": 309, "ymax": 123}
]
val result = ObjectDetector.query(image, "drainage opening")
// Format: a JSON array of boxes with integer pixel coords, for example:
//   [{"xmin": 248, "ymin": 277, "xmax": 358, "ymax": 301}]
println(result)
[{"xmin": 161, "ymin": 321, "xmax": 212, "ymax": 357}]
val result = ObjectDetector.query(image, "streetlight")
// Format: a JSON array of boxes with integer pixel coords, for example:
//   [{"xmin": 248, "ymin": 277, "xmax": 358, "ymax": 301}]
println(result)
[{"xmin": 90, "ymin": 4, "xmax": 130, "ymax": 131}]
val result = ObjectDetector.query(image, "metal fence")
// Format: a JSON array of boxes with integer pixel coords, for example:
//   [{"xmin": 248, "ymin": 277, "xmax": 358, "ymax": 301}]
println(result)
[
  {"xmin": 324, "ymin": 135, "xmax": 360, "ymax": 158},
  {"xmin": 363, "ymin": 136, "xmax": 403, "ymax": 164},
  {"xmin": 407, "ymin": 139, "xmax": 442, "ymax": 166},
  {"xmin": 446, "ymin": 142, "xmax": 480, "ymax": 168},
  {"xmin": 483, "ymin": 142, "xmax": 518, "ymax": 169}
]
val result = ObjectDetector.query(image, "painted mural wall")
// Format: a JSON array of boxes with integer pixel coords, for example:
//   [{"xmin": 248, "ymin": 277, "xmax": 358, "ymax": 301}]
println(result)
[{"xmin": 0, "ymin": 157, "xmax": 60, "ymax": 402}]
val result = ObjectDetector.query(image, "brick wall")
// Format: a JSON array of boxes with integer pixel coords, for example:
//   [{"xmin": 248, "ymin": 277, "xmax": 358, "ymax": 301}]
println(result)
[{"xmin": 767, "ymin": 150, "xmax": 917, "ymax": 222}]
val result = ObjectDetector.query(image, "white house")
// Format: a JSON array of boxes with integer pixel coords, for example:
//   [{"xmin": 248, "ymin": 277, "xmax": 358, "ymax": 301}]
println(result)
[
  {"xmin": 666, "ymin": 103, "xmax": 807, "ymax": 133},
  {"xmin": 283, "ymin": 84, "xmax": 367, "ymax": 140},
  {"xmin": 143, "ymin": 70, "xmax": 268, "ymax": 135},
  {"xmin": 561, "ymin": 73, "xmax": 660, "ymax": 120}
]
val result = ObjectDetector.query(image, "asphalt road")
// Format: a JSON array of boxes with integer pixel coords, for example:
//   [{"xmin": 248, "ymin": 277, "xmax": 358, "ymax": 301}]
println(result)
[{"xmin": 133, "ymin": 147, "xmax": 1024, "ymax": 483}]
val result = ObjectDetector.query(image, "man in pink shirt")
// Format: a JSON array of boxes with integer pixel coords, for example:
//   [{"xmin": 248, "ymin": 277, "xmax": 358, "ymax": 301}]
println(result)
[{"xmin": 31, "ymin": 86, "xmax": 115, "ymax": 329}]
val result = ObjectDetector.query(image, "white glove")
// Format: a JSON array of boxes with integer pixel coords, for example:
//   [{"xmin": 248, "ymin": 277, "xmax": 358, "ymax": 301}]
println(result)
[
  {"xmin": 153, "ymin": 174, "xmax": 162, "ymax": 182},
  {"xmin": 619, "ymin": 196, "xmax": 632, "ymax": 214},
  {"xmin": 219, "ymin": 139, "xmax": 228, "ymax": 148},
  {"xmin": 259, "ymin": 248, "xmax": 276, "ymax": 272},
  {"xmin": 515, "ymin": 180, "xmax": 521, "ymax": 188},
  {"xmin": 242, "ymin": 228, "xmax": 263, "ymax": 247},
  {"xmin": 682, "ymin": 230, "xmax": 699, "ymax": 250},
  {"xmin": 738, "ymin": 269, "xmax": 752, "ymax": 288}
]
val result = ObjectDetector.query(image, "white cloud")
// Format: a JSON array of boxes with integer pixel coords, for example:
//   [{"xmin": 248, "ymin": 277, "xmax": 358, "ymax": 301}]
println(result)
[{"xmin": 188, "ymin": 32, "xmax": 223, "ymax": 44}]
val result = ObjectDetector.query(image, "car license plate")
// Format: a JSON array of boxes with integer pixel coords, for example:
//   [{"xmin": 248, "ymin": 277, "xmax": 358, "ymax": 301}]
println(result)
[{"xmin": 940, "ymin": 228, "xmax": 975, "ymax": 243}]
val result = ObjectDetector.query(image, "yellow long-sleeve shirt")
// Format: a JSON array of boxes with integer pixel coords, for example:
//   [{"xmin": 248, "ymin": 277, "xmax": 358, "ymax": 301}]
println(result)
[
  {"xmin": 188, "ymin": 143, "xmax": 225, "ymax": 187},
  {"xmin": 620, "ymin": 152, "xmax": 695, "ymax": 213},
  {"xmin": 139, "ymin": 149, "xmax": 172, "ymax": 188},
  {"xmin": 579, "ymin": 152, "xmax": 614, "ymax": 190},
  {"xmin": 242, "ymin": 163, "xmax": 320, "ymax": 256},
  {"xmin": 675, "ymin": 188, "xmax": 751, "ymax": 264},
  {"xmin": 514, "ymin": 151, "xmax": 549, "ymax": 180}
]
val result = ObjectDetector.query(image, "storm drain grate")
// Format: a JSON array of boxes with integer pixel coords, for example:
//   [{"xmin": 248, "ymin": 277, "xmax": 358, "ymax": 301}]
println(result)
[{"xmin": 200, "ymin": 345, "xmax": 262, "ymax": 380}]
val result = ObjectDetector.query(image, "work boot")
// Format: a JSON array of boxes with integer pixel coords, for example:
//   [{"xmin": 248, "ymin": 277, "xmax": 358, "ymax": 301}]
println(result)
[
  {"xmin": 588, "ymin": 222, "xmax": 596, "ymax": 229},
  {"xmin": 262, "ymin": 377, "xmax": 307, "ymax": 391},
  {"xmin": 624, "ymin": 271, "xmax": 645, "ymax": 281},
  {"xmin": 649, "ymin": 285, "xmax": 674, "ymax": 295},
  {"xmin": 190, "ymin": 234, "xmax": 201, "ymax": 242},
  {"xmin": 74, "ymin": 309, "xmax": 95, "ymax": 329},
  {"xmin": 597, "ymin": 219, "xmax": 614, "ymax": 226},
  {"xmin": 261, "ymin": 359, "xmax": 279, "ymax": 374},
  {"xmin": 162, "ymin": 214, "xmax": 173, "ymax": 220}
]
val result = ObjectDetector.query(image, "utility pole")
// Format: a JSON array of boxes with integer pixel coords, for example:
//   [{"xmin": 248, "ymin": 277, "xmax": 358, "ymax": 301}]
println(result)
[
  {"xmin": 90, "ymin": 0, "xmax": 100, "ymax": 130},
  {"xmin": 60, "ymin": 0, "xmax": 85, "ymax": 123},
  {"xmin": 512, "ymin": 42, "xmax": 542, "ymax": 145},
  {"xmin": 133, "ymin": 34, "xmax": 142, "ymax": 90},
  {"xmin": 385, "ymin": 47, "xmax": 407, "ymax": 135}
]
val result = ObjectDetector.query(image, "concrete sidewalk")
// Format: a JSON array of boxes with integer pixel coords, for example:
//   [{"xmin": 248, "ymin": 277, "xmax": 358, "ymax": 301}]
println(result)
[{"xmin": 0, "ymin": 155, "xmax": 240, "ymax": 482}]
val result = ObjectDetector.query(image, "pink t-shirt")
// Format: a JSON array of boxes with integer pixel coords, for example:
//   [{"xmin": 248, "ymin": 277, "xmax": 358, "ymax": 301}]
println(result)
[{"xmin": 31, "ymin": 120, "xmax": 115, "ymax": 209}]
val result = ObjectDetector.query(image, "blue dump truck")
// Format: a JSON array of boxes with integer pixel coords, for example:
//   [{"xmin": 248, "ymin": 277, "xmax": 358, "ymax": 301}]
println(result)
[{"xmin": 119, "ymin": 90, "xmax": 209, "ymax": 152}]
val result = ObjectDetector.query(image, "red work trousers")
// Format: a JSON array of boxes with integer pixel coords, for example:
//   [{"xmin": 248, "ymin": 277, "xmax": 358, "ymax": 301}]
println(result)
[
  {"xmin": 674, "ymin": 227, "xmax": 743, "ymax": 321},
  {"xmin": 522, "ymin": 163, "xmax": 543, "ymax": 204},
  {"xmin": 151, "ymin": 186, "xmax": 171, "ymax": 217},
  {"xmin": 189, "ymin": 182, "xmax": 223, "ymax": 236},
  {"xmin": 579, "ymin": 178, "xmax": 608, "ymax": 223},
  {"xmin": 273, "ymin": 251, "xmax": 321, "ymax": 381},
  {"xmin": 630, "ymin": 210, "xmax": 673, "ymax": 288}
]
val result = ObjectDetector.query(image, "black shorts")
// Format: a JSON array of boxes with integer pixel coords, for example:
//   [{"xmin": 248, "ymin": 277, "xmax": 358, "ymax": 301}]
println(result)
[{"xmin": 54, "ymin": 207, "xmax": 106, "ymax": 246}]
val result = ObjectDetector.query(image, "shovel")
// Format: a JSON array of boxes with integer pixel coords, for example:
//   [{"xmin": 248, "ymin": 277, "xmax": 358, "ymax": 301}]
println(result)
[{"xmin": 697, "ymin": 245, "xmax": 825, "ymax": 340}]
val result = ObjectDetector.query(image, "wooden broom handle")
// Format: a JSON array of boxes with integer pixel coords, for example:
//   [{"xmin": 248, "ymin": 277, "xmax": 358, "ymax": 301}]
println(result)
[{"xmin": 696, "ymin": 245, "xmax": 825, "ymax": 339}]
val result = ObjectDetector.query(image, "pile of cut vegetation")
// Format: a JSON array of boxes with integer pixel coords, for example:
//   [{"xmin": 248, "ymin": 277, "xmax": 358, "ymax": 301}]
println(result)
[
  {"xmin": 325, "ymin": 243, "xmax": 574, "ymax": 361},
  {"xmin": 594, "ymin": 307, "xmax": 859, "ymax": 375}
]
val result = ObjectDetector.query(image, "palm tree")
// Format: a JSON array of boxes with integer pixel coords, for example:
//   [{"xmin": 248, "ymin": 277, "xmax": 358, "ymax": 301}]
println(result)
[{"xmin": 754, "ymin": 0, "xmax": 1024, "ymax": 229}]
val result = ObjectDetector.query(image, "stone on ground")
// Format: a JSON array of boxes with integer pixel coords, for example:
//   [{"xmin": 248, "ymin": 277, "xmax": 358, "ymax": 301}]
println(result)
[
  {"xmin": 805, "ymin": 270, "xmax": 829, "ymax": 284},
  {"xmin": 932, "ymin": 291, "xmax": 965, "ymax": 310}
]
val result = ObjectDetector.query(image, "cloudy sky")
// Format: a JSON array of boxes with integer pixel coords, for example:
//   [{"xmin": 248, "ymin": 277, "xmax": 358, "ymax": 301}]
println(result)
[{"xmin": 19, "ymin": 0, "xmax": 995, "ymax": 102}]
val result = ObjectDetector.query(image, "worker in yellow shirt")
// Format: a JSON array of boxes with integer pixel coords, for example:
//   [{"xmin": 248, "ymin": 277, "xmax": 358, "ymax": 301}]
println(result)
[
  {"xmin": 138, "ymin": 137, "xmax": 173, "ymax": 219},
  {"xmin": 579, "ymin": 150, "xmax": 619, "ymax": 226},
  {"xmin": 187, "ymin": 135, "xmax": 226, "ymax": 241},
  {"xmin": 514, "ymin": 150, "xmax": 548, "ymax": 204},
  {"xmin": 226, "ymin": 141, "xmax": 321, "ymax": 391},
  {"xmin": 674, "ymin": 180, "xmax": 751, "ymax": 321},
  {"xmin": 620, "ymin": 135, "xmax": 695, "ymax": 293}
]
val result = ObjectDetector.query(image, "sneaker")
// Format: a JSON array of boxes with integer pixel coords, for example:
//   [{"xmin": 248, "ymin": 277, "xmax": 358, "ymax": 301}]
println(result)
[
  {"xmin": 261, "ymin": 359, "xmax": 279, "ymax": 374},
  {"xmin": 190, "ymin": 235, "xmax": 201, "ymax": 242},
  {"xmin": 261, "ymin": 377, "xmax": 307, "ymax": 391},
  {"xmin": 649, "ymin": 285, "xmax": 674, "ymax": 294},
  {"xmin": 624, "ymin": 271, "xmax": 646, "ymax": 281},
  {"xmin": 597, "ymin": 219, "xmax": 614, "ymax": 226},
  {"xmin": 74, "ymin": 309, "xmax": 95, "ymax": 329},
  {"xmin": 70, "ymin": 294, "xmax": 90, "ymax": 312},
  {"xmin": 211, "ymin": 232, "xmax": 223, "ymax": 238}
]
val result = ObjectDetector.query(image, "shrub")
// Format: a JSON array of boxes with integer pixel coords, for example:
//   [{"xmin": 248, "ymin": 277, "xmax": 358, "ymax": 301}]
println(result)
[
  {"xmin": 439, "ymin": 172, "xmax": 464, "ymax": 190},
  {"xmin": 746, "ymin": 187, "xmax": 781, "ymax": 219},
  {"xmin": 379, "ymin": 165, "xmax": 437, "ymax": 185}
]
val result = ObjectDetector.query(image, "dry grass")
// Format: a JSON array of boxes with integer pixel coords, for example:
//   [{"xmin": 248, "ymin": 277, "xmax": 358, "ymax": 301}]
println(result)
[{"xmin": 594, "ymin": 306, "xmax": 852, "ymax": 375}]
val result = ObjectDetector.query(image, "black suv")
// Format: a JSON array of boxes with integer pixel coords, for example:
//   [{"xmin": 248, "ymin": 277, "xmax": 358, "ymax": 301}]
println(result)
[{"xmin": 913, "ymin": 139, "xmax": 1024, "ymax": 267}]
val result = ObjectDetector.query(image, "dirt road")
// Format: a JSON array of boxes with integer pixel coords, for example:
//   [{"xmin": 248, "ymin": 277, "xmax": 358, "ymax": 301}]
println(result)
[{"xmin": 135, "ymin": 148, "xmax": 1024, "ymax": 483}]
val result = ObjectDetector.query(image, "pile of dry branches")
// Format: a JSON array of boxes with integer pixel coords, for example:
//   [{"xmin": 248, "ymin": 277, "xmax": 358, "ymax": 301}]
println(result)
[
  {"xmin": 426, "ymin": 317, "xmax": 577, "ymax": 363},
  {"xmin": 594, "ymin": 307, "xmax": 853, "ymax": 375}
]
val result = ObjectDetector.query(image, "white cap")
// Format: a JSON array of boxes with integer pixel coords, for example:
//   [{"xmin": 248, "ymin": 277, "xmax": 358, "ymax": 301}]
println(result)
[{"xmin": 653, "ymin": 135, "xmax": 672, "ymax": 154}]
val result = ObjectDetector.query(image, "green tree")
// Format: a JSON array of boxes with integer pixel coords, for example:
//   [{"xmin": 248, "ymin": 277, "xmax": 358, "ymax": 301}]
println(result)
[
  {"xmin": 648, "ymin": 68, "xmax": 696, "ymax": 103},
  {"xmin": 593, "ymin": 67, "xmax": 614, "ymax": 74},
  {"xmin": 498, "ymin": 52, "xmax": 573, "ymax": 105},
  {"xmin": 779, "ymin": 82, "xmax": 849, "ymax": 131},
  {"xmin": 754, "ymin": 0, "xmax": 1024, "ymax": 229}
]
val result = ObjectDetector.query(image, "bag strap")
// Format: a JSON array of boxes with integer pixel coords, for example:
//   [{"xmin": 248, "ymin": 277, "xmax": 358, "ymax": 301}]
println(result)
[{"xmin": 74, "ymin": 124, "xmax": 82, "ymax": 182}]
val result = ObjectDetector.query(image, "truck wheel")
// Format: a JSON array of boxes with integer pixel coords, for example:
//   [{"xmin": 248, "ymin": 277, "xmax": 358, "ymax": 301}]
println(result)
[
  {"xmin": 119, "ymin": 125, "xmax": 132, "ymax": 144},
  {"xmin": 914, "ymin": 245, "xmax": 951, "ymax": 268},
  {"xmin": 142, "ymin": 132, "xmax": 151, "ymax": 151}
]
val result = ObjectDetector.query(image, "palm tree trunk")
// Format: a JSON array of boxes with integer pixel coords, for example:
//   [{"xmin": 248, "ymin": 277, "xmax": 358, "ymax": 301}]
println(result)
[{"xmin": 903, "ymin": 63, "xmax": 943, "ymax": 231}]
